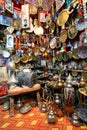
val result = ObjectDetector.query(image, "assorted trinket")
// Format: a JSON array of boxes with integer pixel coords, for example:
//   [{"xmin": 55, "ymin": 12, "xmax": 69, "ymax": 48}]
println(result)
[{"xmin": 0, "ymin": 0, "xmax": 87, "ymax": 127}]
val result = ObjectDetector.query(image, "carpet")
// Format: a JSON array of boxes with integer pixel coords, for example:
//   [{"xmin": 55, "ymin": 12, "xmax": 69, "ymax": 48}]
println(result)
[{"xmin": 0, "ymin": 104, "xmax": 87, "ymax": 130}]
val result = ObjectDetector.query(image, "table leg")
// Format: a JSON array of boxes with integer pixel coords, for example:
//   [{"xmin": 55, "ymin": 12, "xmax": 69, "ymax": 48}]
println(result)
[
  {"xmin": 36, "ymin": 91, "xmax": 40, "ymax": 107},
  {"xmin": 9, "ymin": 96, "xmax": 14, "ymax": 117}
]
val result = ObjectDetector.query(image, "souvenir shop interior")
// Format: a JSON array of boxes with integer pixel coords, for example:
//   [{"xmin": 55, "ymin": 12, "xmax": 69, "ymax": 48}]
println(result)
[{"xmin": 0, "ymin": 0, "xmax": 87, "ymax": 130}]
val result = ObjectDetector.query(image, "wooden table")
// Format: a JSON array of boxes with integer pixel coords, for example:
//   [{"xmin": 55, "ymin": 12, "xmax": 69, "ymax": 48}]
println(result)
[{"xmin": 8, "ymin": 83, "xmax": 41, "ymax": 117}]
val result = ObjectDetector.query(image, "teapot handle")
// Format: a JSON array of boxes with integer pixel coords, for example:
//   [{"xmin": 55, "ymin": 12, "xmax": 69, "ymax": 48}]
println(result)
[{"xmin": 46, "ymin": 95, "xmax": 54, "ymax": 105}]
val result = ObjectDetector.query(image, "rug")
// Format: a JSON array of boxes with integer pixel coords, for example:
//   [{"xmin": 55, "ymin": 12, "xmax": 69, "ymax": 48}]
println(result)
[{"xmin": 0, "ymin": 104, "xmax": 87, "ymax": 130}]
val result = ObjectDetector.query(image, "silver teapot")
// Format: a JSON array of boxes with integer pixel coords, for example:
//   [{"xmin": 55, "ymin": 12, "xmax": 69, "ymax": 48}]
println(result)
[
  {"xmin": 15, "ymin": 98, "xmax": 23, "ymax": 110},
  {"xmin": 69, "ymin": 111, "xmax": 82, "ymax": 127},
  {"xmin": 54, "ymin": 93, "xmax": 61, "ymax": 105},
  {"xmin": 47, "ymin": 106, "xmax": 56, "ymax": 124},
  {"xmin": 40, "ymin": 103, "xmax": 47, "ymax": 113}
]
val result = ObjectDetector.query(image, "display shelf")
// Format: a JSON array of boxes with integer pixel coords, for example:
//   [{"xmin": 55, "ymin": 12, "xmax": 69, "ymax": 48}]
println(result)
[{"xmin": 0, "ymin": 94, "xmax": 8, "ymax": 99}]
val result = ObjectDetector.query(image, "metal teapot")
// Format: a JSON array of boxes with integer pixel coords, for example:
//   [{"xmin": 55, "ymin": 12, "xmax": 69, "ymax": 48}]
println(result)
[
  {"xmin": 69, "ymin": 111, "xmax": 82, "ymax": 127},
  {"xmin": 15, "ymin": 98, "xmax": 23, "ymax": 110},
  {"xmin": 7, "ymin": 74, "xmax": 18, "ymax": 85},
  {"xmin": 7, "ymin": 59, "xmax": 15, "ymax": 71},
  {"xmin": 54, "ymin": 93, "xmax": 61, "ymax": 106},
  {"xmin": 47, "ymin": 106, "xmax": 56, "ymax": 124},
  {"xmin": 40, "ymin": 103, "xmax": 47, "ymax": 113}
]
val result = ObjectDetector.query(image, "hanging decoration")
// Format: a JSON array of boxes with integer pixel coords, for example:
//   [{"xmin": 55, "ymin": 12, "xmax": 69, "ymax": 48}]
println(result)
[
  {"xmin": 25, "ymin": 0, "xmax": 55, "ymax": 11},
  {"xmin": 21, "ymin": 4, "xmax": 30, "ymax": 29}
]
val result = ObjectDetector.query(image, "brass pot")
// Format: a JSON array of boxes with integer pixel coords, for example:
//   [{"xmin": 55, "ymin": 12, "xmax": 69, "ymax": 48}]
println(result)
[{"xmin": 57, "ymin": 76, "xmax": 63, "ymax": 88}]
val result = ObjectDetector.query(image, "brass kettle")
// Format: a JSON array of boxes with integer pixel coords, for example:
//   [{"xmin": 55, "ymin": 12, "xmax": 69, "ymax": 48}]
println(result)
[
  {"xmin": 57, "ymin": 76, "xmax": 63, "ymax": 88},
  {"xmin": 78, "ymin": 76, "xmax": 85, "ymax": 87}
]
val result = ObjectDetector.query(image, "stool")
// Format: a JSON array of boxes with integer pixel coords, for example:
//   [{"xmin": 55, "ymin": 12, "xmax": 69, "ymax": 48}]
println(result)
[{"xmin": 8, "ymin": 83, "xmax": 41, "ymax": 117}]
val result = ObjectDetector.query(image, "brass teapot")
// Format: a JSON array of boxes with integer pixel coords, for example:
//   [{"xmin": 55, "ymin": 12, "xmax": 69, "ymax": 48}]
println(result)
[
  {"xmin": 78, "ymin": 76, "xmax": 85, "ymax": 87},
  {"xmin": 57, "ymin": 76, "xmax": 64, "ymax": 88}
]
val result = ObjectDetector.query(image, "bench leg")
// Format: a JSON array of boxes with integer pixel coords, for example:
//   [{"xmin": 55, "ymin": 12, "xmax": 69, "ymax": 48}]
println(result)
[
  {"xmin": 9, "ymin": 96, "xmax": 14, "ymax": 117},
  {"xmin": 36, "ymin": 91, "xmax": 40, "ymax": 107}
]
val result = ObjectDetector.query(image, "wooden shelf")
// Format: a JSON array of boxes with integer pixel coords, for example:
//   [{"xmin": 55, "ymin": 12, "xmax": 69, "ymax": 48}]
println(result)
[{"xmin": 0, "ymin": 95, "xmax": 8, "ymax": 99}]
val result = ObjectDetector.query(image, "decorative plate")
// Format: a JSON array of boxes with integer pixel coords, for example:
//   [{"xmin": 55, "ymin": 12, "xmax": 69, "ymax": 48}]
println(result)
[
  {"xmin": 78, "ymin": 46, "xmax": 87, "ymax": 59},
  {"xmin": 49, "ymin": 22, "xmax": 55, "ymax": 34},
  {"xmin": 21, "ymin": 54, "xmax": 29, "ymax": 63},
  {"xmin": 59, "ymin": 30, "xmax": 67, "ymax": 43},
  {"xmin": 50, "ymin": 37, "xmax": 57, "ymax": 49},
  {"xmin": 3, "ymin": 50, "xmax": 10, "ymax": 58},
  {"xmin": 78, "ymin": 87, "xmax": 87, "ymax": 96},
  {"xmin": 2, "ymin": 100, "xmax": 10, "ymax": 111},
  {"xmin": 20, "ymin": 104, "xmax": 32, "ymax": 114},
  {"xmin": 57, "ymin": 52, "xmax": 63, "ymax": 61},
  {"xmin": 67, "ymin": 51, "xmax": 73, "ymax": 59},
  {"xmin": 76, "ymin": 107, "xmax": 87, "ymax": 122},
  {"xmin": 68, "ymin": 25, "xmax": 78, "ymax": 39},
  {"xmin": 71, "ymin": 71, "xmax": 78, "ymax": 77},
  {"xmin": 73, "ymin": 49, "xmax": 79, "ymax": 59},
  {"xmin": 62, "ymin": 52, "xmax": 68, "ymax": 61},
  {"xmin": 57, "ymin": 9, "xmax": 69, "ymax": 26},
  {"xmin": 12, "ymin": 55, "xmax": 21, "ymax": 63}
]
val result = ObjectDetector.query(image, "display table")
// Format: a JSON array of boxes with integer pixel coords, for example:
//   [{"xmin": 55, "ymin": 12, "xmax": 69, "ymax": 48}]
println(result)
[{"xmin": 8, "ymin": 83, "xmax": 41, "ymax": 117}]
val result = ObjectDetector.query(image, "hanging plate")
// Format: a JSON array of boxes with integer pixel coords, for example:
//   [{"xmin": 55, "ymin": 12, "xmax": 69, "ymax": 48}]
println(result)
[
  {"xmin": 62, "ymin": 52, "xmax": 68, "ymax": 61},
  {"xmin": 73, "ymin": 49, "xmax": 79, "ymax": 59},
  {"xmin": 50, "ymin": 37, "xmax": 57, "ymax": 49},
  {"xmin": 29, "ymin": 4, "xmax": 37, "ymax": 15},
  {"xmin": 12, "ymin": 55, "xmax": 21, "ymax": 64},
  {"xmin": 77, "ymin": 106, "xmax": 87, "ymax": 122},
  {"xmin": 59, "ymin": 29, "xmax": 67, "ymax": 43},
  {"xmin": 78, "ymin": 46, "xmax": 87, "ymax": 59},
  {"xmin": 57, "ymin": 9, "xmax": 70, "ymax": 26},
  {"xmin": 21, "ymin": 54, "xmax": 29, "ymax": 63},
  {"xmin": 68, "ymin": 25, "xmax": 78, "ymax": 39},
  {"xmin": 67, "ymin": 51, "xmax": 73, "ymax": 59},
  {"xmin": 71, "ymin": 71, "xmax": 78, "ymax": 77},
  {"xmin": 49, "ymin": 22, "xmax": 55, "ymax": 34},
  {"xmin": 3, "ymin": 50, "xmax": 10, "ymax": 58},
  {"xmin": 55, "ymin": 0, "xmax": 65, "ymax": 11}
]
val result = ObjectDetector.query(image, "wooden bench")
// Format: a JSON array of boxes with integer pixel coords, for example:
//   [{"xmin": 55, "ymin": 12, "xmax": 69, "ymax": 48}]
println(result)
[{"xmin": 8, "ymin": 83, "xmax": 41, "ymax": 117}]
